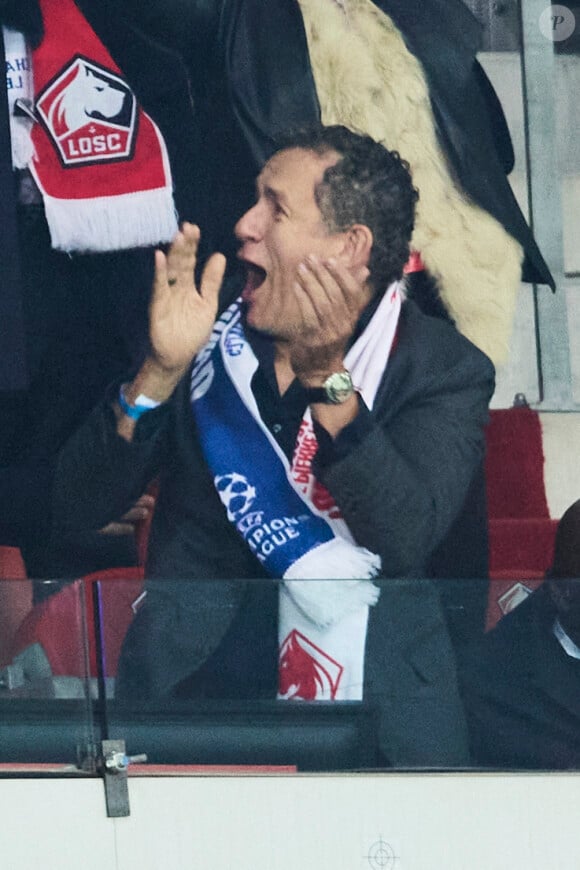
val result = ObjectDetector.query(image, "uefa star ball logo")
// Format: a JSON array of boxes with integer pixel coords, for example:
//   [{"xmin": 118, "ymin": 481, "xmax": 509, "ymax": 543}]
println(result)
[{"xmin": 215, "ymin": 472, "xmax": 257, "ymax": 521}]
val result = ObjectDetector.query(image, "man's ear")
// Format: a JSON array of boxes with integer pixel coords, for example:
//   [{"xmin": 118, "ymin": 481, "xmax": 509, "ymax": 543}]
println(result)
[{"xmin": 340, "ymin": 224, "xmax": 373, "ymax": 270}]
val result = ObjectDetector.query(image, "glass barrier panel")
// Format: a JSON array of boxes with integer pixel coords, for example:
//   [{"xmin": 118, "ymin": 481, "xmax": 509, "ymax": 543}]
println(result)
[
  {"xmin": 3, "ymin": 575, "xmax": 578, "ymax": 774},
  {"xmin": 80, "ymin": 574, "xmax": 580, "ymax": 774},
  {"xmin": 0, "ymin": 578, "xmax": 97, "ymax": 772}
]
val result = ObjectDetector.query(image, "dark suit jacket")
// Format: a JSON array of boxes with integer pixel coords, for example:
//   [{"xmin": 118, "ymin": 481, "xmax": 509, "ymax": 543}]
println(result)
[
  {"xmin": 460, "ymin": 584, "xmax": 580, "ymax": 769},
  {"xmin": 54, "ymin": 300, "xmax": 493, "ymax": 765}
]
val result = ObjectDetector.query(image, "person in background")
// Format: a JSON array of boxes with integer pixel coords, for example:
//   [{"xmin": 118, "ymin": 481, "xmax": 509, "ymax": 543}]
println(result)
[
  {"xmin": 0, "ymin": 0, "xmax": 203, "ymax": 575},
  {"xmin": 460, "ymin": 499, "xmax": 580, "ymax": 769}
]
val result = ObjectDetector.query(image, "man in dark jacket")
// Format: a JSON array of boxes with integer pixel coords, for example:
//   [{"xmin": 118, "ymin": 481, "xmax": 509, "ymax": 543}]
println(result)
[{"xmin": 54, "ymin": 126, "xmax": 494, "ymax": 766}]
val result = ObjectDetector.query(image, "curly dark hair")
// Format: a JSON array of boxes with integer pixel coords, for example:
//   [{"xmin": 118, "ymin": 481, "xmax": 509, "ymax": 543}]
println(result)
[{"xmin": 275, "ymin": 125, "xmax": 419, "ymax": 293}]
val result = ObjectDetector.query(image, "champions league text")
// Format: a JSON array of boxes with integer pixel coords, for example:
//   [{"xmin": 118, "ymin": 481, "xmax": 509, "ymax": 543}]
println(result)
[{"xmin": 238, "ymin": 512, "xmax": 307, "ymax": 563}]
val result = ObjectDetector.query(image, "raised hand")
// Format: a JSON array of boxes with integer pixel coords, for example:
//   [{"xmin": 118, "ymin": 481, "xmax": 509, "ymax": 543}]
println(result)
[
  {"xmin": 149, "ymin": 223, "xmax": 226, "ymax": 376},
  {"xmin": 116, "ymin": 225, "xmax": 226, "ymax": 437},
  {"xmin": 288, "ymin": 255, "xmax": 371, "ymax": 386}
]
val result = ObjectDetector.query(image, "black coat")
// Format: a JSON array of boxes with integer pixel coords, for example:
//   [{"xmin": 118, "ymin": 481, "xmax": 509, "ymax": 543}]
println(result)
[{"xmin": 460, "ymin": 584, "xmax": 580, "ymax": 769}]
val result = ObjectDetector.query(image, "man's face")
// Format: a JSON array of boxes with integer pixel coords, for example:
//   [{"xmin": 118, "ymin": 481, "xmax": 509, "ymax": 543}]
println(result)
[{"xmin": 235, "ymin": 147, "xmax": 349, "ymax": 339}]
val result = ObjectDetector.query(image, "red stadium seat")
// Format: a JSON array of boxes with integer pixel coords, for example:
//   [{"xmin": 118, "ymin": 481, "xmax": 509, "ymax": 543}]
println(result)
[
  {"xmin": 485, "ymin": 408, "xmax": 557, "ymax": 628},
  {"xmin": 10, "ymin": 567, "xmax": 144, "ymax": 678}
]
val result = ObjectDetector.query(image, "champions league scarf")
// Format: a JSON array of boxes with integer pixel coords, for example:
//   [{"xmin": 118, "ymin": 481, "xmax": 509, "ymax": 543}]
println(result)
[
  {"xmin": 6, "ymin": 0, "xmax": 177, "ymax": 252},
  {"xmin": 191, "ymin": 283, "xmax": 402, "ymax": 700}
]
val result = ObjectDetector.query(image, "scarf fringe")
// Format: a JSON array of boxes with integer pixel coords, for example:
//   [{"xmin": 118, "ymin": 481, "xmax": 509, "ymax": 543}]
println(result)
[
  {"xmin": 284, "ymin": 539, "xmax": 381, "ymax": 628},
  {"xmin": 27, "ymin": 0, "xmax": 177, "ymax": 253},
  {"xmin": 37, "ymin": 187, "xmax": 178, "ymax": 253}
]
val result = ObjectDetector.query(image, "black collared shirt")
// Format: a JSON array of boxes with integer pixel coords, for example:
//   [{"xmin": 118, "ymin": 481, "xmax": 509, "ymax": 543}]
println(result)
[{"xmin": 246, "ymin": 325, "xmax": 374, "ymax": 470}]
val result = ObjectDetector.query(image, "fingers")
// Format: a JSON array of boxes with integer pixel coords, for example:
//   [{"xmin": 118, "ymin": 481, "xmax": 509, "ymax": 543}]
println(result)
[
  {"xmin": 134, "ymin": 493, "xmax": 156, "ymax": 511},
  {"xmin": 98, "ymin": 521, "xmax": 137, "ymax": 537},
  {"xmin": 295, "ymin": 256, "xmax": 370, "ymax": 334},
  {"xmin": 297, "ymin": 256, "xmax": 341, "ymax": 311},
  {"xmin": 200, "ymin": 252, "xmax": 227, "ymax": 307},
  {"xmin": 327, "ymin": 257, "xmax": 371, "ymax": 305},
  {"xmin": 164, "ymin": 222, "xmax": 200, "ymax": 287},
  {"xmin": 293, "ymin": 271, "xmax": 325, "ymax": 331},
  {"xmin": 120, "ymin": 494, "xmax": 155, "ymax": 524},
  {"xmin": 155, "ymin": 224, "xmax": 225, "ymax": 308},
  {"xmin": 299, "ymin": 255, "xmax": 369, "ymax": 310},
  {"xmin": 154, "ymin": 223, "xmax": 199, "ymax": 290},
  {"xmin": 98, "ymin": 493, "xmax": 155, "ymax": 536},
  {"xmin": 153, "ymin": 249, "xmax": 169, "ymax": 299}
]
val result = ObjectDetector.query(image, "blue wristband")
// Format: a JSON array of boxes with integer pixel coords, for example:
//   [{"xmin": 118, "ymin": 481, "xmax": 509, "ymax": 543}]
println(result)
[{"xmin": 118, "ymin": 384, "xmax": 162, "ymax": 420}]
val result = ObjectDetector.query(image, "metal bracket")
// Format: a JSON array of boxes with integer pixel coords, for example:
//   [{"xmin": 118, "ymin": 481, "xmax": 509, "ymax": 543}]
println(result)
[{"xmin": 98, "ymin": 739, "xmax": 147, "ymax": 818}]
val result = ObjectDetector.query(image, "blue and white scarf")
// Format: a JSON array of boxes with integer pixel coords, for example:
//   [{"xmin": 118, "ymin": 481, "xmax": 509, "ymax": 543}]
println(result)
[{"xmin": 190, "ymin": 283, "xmax": 402, "ymax": 699}]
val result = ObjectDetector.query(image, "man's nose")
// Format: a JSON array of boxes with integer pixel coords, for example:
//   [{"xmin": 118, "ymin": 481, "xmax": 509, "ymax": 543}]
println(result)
[{"xmin": 235, "ymin": 201, "xmax": 265, "ymax": 242}]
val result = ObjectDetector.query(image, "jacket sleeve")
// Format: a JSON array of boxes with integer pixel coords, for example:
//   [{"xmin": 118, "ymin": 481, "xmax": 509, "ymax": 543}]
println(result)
[
  {"xmin": 318, "ymin": 333, "xmax": 495, "ymax": 578},
  {"xmin": 52, "ymin": 391, "xmax": 171, "ymax": 533}
]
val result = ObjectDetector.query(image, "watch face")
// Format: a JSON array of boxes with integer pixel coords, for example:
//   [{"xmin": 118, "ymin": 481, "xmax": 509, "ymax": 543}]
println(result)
[{"xmin": 324, "ymin": 371, "xmax": 354, "ymax": 403}]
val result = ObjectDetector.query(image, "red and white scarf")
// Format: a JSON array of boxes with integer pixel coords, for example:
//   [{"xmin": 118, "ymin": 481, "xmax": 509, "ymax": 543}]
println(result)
[
  {"xmin": 11, "ymin": 0, "xmax": 177, "ymax": 252},
  {"xmin": 279, "ymin": 282, "xmax": 402, "ymax": 700}
]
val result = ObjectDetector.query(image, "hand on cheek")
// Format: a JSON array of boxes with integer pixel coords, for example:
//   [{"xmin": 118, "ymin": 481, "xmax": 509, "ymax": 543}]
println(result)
[{"xmin": 289, "ymin": 255, "xmax": 371, "ymax": 385}]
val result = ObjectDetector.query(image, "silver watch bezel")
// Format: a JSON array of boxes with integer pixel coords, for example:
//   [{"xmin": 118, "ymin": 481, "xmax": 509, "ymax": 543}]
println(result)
[{"xmin": 323, "ymin": 370, "xmax": 354, "ymax": 404}]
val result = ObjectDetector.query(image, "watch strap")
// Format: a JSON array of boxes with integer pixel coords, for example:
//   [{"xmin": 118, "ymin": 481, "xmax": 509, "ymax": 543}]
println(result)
[{"xmin": 303, "ymin": 386, "xmax": 330, "ymax": 404}]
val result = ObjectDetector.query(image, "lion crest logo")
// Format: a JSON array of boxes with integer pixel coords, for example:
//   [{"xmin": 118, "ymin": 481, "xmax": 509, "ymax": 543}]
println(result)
[
  {"xmin": 36, "ymin": 55, "xmax": 136, "ymax": 166},
  {"xmin": 278, "ymin": 629, "xmax": 343, "ymax": 700}
]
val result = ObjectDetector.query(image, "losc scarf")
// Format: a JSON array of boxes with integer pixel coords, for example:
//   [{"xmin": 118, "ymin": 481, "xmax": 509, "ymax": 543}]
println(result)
[
  {"xmin": 23, "ymin": 0, "xmax": 177, "ymax": 252},
  {"xmin": 190, "ymin": 283, "xmax": 402, "ymax": 699}
]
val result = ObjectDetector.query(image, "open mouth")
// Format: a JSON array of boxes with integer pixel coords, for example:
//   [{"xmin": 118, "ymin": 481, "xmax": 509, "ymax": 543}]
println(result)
[{"xmin": 241, "ymin": 264, "xmax": 267, "ymax": 301}]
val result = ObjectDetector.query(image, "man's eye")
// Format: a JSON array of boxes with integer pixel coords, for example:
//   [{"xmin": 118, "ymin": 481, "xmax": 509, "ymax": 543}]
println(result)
[{"xmin": 273, "ymin": 203, "xmax": 286, "ymax": 219}]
